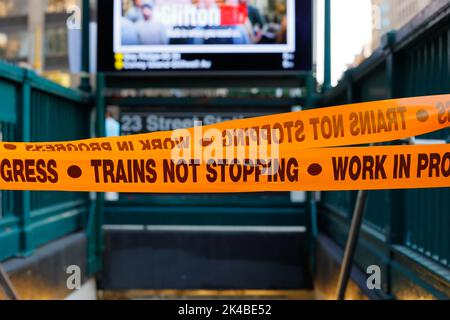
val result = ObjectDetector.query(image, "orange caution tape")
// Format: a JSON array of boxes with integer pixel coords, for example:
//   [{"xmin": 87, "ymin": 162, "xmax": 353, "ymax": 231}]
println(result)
[
  {"xmin": 5, "ymin": 94, "xmax": 450, "ymax": 154},
  {"xmin": 0, "ymin": 145, "xmax": 448, "ymax": 192},
  {"xmin": 0, "ymin": 95, "xmax": 448, "ymax": 192}
]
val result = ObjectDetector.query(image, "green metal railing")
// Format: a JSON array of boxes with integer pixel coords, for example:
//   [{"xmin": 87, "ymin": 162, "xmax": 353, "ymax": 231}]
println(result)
[
  {"xmin": 320, "ymin": 1, "xmax": 450, "ymax": 299},
  {"xmin": 0, "ymin": 61, "xmax": 93, "ymax": 263}
]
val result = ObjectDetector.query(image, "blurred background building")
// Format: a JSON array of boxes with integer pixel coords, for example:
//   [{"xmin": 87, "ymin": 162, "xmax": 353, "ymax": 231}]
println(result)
[
  {"xmin": 371, "ymin": 0, "xmax": 432, "ymax": 50},
  {"xmin": 347, "ymin": 0, "xmax": 433, "ymax": 71},
  {"xmin": 0, "ymin": 0, "xmax": 439, "ymax": 94},
  {"xmin": 0, "ymin": 0, "xmax": 81, "ymax": 87}
]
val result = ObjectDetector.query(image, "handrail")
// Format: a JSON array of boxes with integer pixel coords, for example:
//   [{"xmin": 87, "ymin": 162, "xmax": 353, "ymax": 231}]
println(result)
[
  {"xmin": 0, "ymin": 59, "xmax": 93, "ymax": 264},
  {"xmin": 334, "ymin": 135, "xmax": 448, "ymax": 299},
  {"xmin": 0, "ymin": 60, "xmax": 90, "ymax": 104},
  {"xmin": 0, "ymin": 263, "xmax": 19, "ymax": 300}
]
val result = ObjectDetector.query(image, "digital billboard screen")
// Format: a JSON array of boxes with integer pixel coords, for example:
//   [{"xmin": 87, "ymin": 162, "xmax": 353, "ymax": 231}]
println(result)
[{"xmin": 97, "ymin": 0, "xmax": 312, "ymax": 74}]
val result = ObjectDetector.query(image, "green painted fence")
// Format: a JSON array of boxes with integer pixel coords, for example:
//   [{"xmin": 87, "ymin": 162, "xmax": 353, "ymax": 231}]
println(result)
[
  {"xmin": 320, "ymin": 1, "xmax": 450, "ymax": 299},
  {"xmin": 0, "ymin": 61, "xmax": 95, "ymax": 268}
]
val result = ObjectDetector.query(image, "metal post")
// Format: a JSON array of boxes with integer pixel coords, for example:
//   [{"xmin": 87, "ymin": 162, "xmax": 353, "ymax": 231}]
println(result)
[
  {"xmin": 305, "ymin": 72, "xmax": 318, "ymax": 271},
  {"xmin": 79, "ymin": 0, "xmax": 91, "ymax": 92},
  {"xmin": 305, "ymin": 71, "xmax": 315, "ymax": 108},
  {"xmin": 90, "ymin": 72, "xmax": 106, "ymax": 275},
  {"xmin": 0, "ymin": 264, "xmax": 19, "ymax": 300},
  {"xmin": 323, "ymin": 0, "xmax": 332, "ymax": 92},
  {"xmin": 20, "ymin": 74, "xmax": 32, "ymax": 256},
  {"xmin": 336, "ymin": 189, "xmax": 368, "ymax": 300}
]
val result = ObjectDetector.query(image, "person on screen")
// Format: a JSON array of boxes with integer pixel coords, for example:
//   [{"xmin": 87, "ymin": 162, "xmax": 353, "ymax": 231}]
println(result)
[
  {"xmin": 136, "ymin": 2, "xmax": 169, "ymax": 45},
  {"xmin": 222, "ymin": 0, "xmax": 255, "ymax": 44},
  {"xmin": 276, "ymin": 15, "xmax": 287, "ymax": 44},
  {"xmin": 242, "ymin": 0, "xmax": 267, "ymax": 43},
  {"xmin": 238, "ymin": 0, "xmax": 266, "ymax": 30},
  {"xmin": 198, "ymin": 0, "xmax": 217, "ymax": 9},
  {"xmin": 192, "ymin": 0, "xmax": 250, "ymax": 45},
  {"xmin": 126, "ymin": 0, "xmax": 144, "ymax": 22},
  {"xmin": 121, "ymin": 17, "xmax": 140, "ymax": 45}
]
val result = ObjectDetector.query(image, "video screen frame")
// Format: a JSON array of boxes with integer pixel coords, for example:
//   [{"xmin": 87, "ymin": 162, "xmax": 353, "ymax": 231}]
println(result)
[
  {"xmin": 97, "ymin": 0, "xmax": 313, "ymax": 74},
  {"xmin": 114, "ymin": 0, "xmax": 297, "ymax": 54}
]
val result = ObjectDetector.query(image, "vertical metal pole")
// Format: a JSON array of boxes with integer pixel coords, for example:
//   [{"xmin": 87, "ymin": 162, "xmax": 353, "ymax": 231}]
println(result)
[
  {"xmin": 305, "ymin": 72, "xmax": 318, "ymax": 271},
  {"xmin": 336, "ymin": 189, "xmax": 368, "ymax": 300},
  {"xmin": 305, "ymin": 71, "xmax": 315, "ymax": 108},
  {"xmin": 323, "ymin": 0, "xmax": 332, "ymax": 92},
  {"xmin": 20, "ymin": 74, "xmax": 32, "ymax": 256},
  {"xmin": 0, "ymin": 264, "xmax": 19, "ymax": 300},
  {"xmin": 307, "ymin": 190, "xmax": 318, "ymax": 273},
  {"xmin": 79, "ymin": 0, "xmax": 91, "ymax": 92},
  {"xmin": 92, "ymin": 72, "xmax": 106, "ymax": 274}
]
